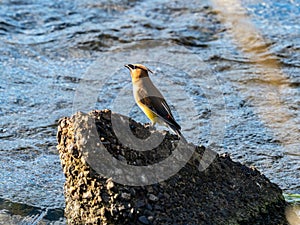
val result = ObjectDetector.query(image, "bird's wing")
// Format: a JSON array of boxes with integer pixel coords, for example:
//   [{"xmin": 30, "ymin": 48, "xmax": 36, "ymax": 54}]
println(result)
[{"xmin": 138, "ymin": 91, "xmax": 181, "ymax": 131}]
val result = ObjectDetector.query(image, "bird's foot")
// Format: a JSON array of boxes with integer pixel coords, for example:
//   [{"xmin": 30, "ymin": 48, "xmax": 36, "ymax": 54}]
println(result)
[{"xmin": 144, "ymin": 123, "xmax": 156, "ymax": 132}]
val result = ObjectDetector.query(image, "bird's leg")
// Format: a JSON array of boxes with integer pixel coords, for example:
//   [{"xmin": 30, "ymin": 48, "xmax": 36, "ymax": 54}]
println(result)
[
  {"xmin": 150, "ymin": 121, "xmax": 157, "ymax": 132},
  {"xmin": 150, "ymin": 121, "xmax": 156, "ymax": 129}
]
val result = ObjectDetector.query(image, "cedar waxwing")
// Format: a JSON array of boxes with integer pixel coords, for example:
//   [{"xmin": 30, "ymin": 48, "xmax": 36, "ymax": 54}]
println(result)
[{"xmin": 125, "ymin": 63, "xmax": 187, "ymax": 143}]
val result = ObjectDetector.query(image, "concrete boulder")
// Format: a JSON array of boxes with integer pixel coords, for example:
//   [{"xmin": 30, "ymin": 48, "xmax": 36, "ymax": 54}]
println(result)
[{"xmin": 57, "ymin": 109, "xmax": 288, "ymax": 225}]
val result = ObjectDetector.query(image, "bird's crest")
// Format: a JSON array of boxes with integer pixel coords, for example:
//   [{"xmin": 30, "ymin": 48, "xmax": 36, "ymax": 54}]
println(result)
[{"xmin": 125, "ymin": 64, "xmax": 153, "ymax": 74}]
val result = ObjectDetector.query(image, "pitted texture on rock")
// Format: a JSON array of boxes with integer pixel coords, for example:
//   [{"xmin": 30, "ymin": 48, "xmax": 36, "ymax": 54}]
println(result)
[{"xmin": 57, "ymin": 109, "xmax": 288, "ymax": 225}]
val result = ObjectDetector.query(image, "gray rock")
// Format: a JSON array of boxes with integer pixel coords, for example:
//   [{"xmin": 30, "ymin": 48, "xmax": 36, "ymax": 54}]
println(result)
[
  {"xmin": 148, "ymin": 194, "xmax": 159, "ymax": 202},
  {"xmin": 138, "ymin": 215, "xmax": 150, "ymax": 224}
]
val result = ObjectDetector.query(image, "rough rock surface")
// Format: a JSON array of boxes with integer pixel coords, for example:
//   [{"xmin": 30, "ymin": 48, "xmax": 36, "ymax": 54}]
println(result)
[{"xmin": 57, "ymin": 109, "xmax": 288, "ymax": 225}]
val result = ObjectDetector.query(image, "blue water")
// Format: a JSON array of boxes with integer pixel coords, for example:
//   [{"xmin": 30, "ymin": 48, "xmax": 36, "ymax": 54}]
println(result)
[{"xmin": 0, "ymin": 0, "xmax": 299, "ymax": 223}]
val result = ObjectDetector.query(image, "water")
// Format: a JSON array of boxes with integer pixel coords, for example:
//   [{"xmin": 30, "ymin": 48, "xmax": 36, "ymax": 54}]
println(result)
[{"xmin": 0, "ymin": 0, "xmax": 299, "ymax": 223}]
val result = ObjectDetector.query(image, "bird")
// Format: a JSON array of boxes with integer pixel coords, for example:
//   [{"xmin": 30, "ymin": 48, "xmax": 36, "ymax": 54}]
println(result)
[{"xmin": 125, "ymin": 63, "xmax": 187, "ymax": 143}]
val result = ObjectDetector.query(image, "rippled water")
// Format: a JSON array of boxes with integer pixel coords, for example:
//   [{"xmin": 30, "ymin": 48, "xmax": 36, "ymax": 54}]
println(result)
[{"xmin": 0, "ymin": 0, "xmax": 299, "ymax": 223}]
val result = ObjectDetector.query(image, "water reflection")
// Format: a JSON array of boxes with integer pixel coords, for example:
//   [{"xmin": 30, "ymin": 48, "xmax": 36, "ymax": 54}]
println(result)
[{"xmin": 212, "ymin": 0, "xmax": 299, "ymax": 153}]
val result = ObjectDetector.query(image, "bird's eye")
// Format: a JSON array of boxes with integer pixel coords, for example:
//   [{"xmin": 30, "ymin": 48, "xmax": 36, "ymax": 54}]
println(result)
[{"xmin": 128, "ymin": 64, "xmax": 135, "ymax": 70}]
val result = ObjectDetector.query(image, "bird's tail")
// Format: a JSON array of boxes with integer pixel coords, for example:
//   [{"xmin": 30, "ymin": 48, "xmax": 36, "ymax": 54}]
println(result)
[
  {"xmin": 169, "ymin": 125, "xmax": 187, "ymax": 143},
  {"xmin": 176, "ymin": 129, "xmax": 188, "ymax": 143}
]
